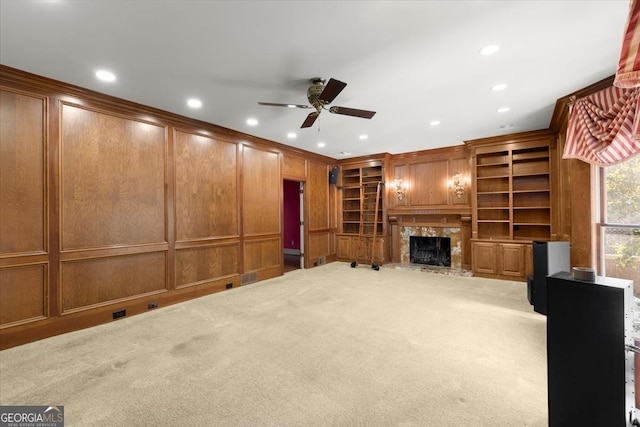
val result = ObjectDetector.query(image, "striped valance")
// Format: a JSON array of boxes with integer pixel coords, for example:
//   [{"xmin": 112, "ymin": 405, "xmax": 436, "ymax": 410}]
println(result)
[
  {"xmin": 615, "ymin": 0, "xmax": 640, "ymax": 88},
  {"xmin": 563, "ymin": 85, "xmax": 640, "ymax": 166}
]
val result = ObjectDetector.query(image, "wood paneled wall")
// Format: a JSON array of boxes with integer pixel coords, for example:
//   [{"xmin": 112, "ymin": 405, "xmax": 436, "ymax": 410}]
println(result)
[
  {"xmin": 389, "ymin": 145, "xmax": 472, "ymax": 209},
  {"xmin": 0, "ymin": 66, "xmax": 336, "ymax": 348},
  {"xmin": 387, "ymin": 146, "xmax": 472, "ymax": 268}
]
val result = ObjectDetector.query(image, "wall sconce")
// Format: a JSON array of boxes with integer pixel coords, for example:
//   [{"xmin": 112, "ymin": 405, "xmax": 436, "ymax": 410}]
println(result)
[
  {"xmin": 394, "ymin": 179, "xmax": 406, "ymax": 201},
  {"xmin": 448, "ymin": 173, "xmax": 465, "ymax": 199}
]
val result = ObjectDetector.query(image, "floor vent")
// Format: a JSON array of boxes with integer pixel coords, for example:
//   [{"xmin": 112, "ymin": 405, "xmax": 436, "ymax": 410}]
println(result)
[{"xmin": 241, "ymin": 272, "xmax": 257, "ymax": 285}]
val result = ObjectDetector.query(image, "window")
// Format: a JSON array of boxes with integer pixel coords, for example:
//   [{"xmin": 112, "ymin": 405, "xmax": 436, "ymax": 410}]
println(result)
[{"xmin": 598, "ymin": 155, "xmax": 640, "ymax": 294}]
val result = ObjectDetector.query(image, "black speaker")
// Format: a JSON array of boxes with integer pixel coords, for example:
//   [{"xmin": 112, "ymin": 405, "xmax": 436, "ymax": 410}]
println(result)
[
  {"xmin": 547, "ymin": 272, "xmax": 634, "ymax": 427},
  {"xmin": 329, "ymin": 166, "xmax": 339, "ymax": 184},
  {"xmin": 531, "ymin": 241, "xmax": 570, "ymax": 315}
]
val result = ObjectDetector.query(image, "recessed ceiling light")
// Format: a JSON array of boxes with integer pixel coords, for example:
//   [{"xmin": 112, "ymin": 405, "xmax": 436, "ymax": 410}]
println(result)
[
  {"xmin": 187, "ymin": 98, "xmax": 202, "ymax": 109},
  {"xmin": 500, "ymin": 124, "xmax": 515, "ymax": 129},
  {"xmin": 497, "ymin": 107, "xmax": 510, "ymax": 113},
  {"xmin": 246, "ymin": 118, "xmax": 258, "ymax": 126},
  {"xmin": 317, "ymin": 142, "xmax": 326, "ymax": 148},
  {"xmin": 430, "ymin": 120, "xmax": 441, "ymax": 126},
  {"xmin": 359, "ymin": 134, "xmax": 368, "ymax": 140},
  {"xmin": 95, "ymin": 69, "xmax": 116, "ymax": 82},
  {"xmin": 287, "ymin": 132, "xmax": 297, "ymax": 139},
  {"xmin": 479, "ymin": 45, "xmax": 500, "ymax": 56},
  {"xmin": 492, "ymin": 83, "xmax": 507, "ymax": 91}
]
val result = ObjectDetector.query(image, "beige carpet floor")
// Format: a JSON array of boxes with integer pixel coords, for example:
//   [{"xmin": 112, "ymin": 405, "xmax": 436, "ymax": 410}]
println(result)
[{"xmin": 0, "ymin": 262, "xmax": 547, "ymax": 426}]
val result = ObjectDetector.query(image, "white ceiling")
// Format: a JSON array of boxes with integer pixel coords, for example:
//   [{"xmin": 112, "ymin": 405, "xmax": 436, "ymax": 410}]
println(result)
[{"xmin": 0, "ymin": 0, "xmax": 630, "ymax": 159}]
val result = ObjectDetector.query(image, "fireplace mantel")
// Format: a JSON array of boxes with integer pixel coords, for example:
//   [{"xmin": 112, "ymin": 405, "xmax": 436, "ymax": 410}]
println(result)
[
  {"xmin": 388, "ymin": 207, "xmax": 472, "ymax": 227},
  {"xmin": 388, "ymin": 207, "xmax": 472, "ymax": 216}
]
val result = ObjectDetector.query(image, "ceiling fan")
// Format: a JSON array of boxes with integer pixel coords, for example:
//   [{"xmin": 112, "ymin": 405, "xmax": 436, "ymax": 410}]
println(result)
[{"xmin": 258, "ymin": 77, "xmax": 376, "ymax": 128}]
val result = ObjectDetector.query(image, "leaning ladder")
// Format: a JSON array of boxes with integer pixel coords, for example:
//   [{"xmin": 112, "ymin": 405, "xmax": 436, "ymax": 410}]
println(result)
[{"xmin": 351, "ymin": 181, "xmax": 382, "ymax": 271}]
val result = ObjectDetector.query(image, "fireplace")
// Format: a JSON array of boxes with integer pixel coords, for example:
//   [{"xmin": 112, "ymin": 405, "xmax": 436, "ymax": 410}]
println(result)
[{"xmin": 410, "ymin": 236, "xmax": 451, "ymax": 267}]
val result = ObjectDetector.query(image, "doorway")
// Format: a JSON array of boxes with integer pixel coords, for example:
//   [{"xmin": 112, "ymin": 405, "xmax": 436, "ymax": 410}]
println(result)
[{"xmin": 283, "ymin": 179, "xmax": 304, "ymax": 272}]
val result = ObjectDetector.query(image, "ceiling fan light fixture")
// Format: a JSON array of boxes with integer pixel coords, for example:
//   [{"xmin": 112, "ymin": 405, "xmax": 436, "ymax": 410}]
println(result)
[{"xmin": 259, "ymin": 77, "xmax": 376, "ymax": 128}]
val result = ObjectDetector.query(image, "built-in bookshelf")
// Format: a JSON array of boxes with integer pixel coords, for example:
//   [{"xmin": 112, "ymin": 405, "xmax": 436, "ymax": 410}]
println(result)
[
  {"xmin": 341, "ymin": 164, "xmax": 384, "ymax": 235},
  {"xmin": 475, "ymin": 144, "xmax": 551, "ymax": 241}
]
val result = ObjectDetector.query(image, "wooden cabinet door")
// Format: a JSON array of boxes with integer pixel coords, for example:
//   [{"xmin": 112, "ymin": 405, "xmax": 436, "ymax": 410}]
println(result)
[
  {"xmin": 372, "ymin": 237, "xmax": 385, "ymax": 263},
  {"xmin": 337, "ymin": 235, "xmax": 353, "ymax": 260},
  {"xmin": 472, "ymin": 242, "xmax": 498, "ymax": 275},
  {"xmin": 499, "ymin": 243, "xmax": 525, "ymax": 278}
]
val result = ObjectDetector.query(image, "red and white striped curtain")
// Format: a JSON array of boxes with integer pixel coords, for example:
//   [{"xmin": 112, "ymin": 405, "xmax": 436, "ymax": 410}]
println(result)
[
  {"xmin": 563, "ymin": 0, "xmax": 640, "ymax": 166},
  {"xmin": 563, "ymin": 86, "xmax": 640, "ymax": 166},
  {"xmin": 615, "ymin": 0, "xmax": 640, "ymax": 88}
]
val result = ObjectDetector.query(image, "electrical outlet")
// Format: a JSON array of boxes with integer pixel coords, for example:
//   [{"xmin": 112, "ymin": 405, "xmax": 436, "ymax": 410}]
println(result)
[
  {"xmin": 112, "ymin": 309, "xmax": 126, "ymax": 319},
  {"xmin": 148, "ymin": 302, "xmax": 158, "ymax": 309}
]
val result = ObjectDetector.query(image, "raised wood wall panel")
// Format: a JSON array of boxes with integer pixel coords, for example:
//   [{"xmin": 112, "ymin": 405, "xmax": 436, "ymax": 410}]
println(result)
[
  {"xmin": 409, "ymin": 161, "xmax": 449, "ymax": 206},
  {"xmin": 61, "ymin": 252, "xmax": 166, "ymax": 312},
  {"xmin": 0, "ymin": 264, "xmax": 46, "ymax": 325},
  {"xmin": 242, "ymin": 146, "xmax": 280, "ymax": 236},
  {"xmin": 174, "ymin": 131, "xmax": 238, "ymax": 240},
  {"xmin": 389, "ymin": 164, "xmax": 407, "ymax": 209},
  {"xmin": 307, "ymin": 161, "xmax": 330, "ymax": 231},
  {"xmin": 175, "ymin": 244, "xmax": 239, "ymax": 288},
  {"xmin": 569, "ymin": 159, "xmax": 595, "ymax": 268},
  {"xmin": 308, "ymin": 233, "xmax": 330, "ymax": 260},
  {"xmin": 61, "ymin": 104, "xmax": 166, "ymax": 250},
  {"xmin": 0, "ymin": 89, "xmax": 46, "ymax": 255},
  {"xmin": 448, "ymin": 157, "xmax": 471, "ymax": 206},
  {"xmin": 243, "ymin": 238, "xmax": 281, "ymax": 272},
  {"xmin": 282, "ymin": 154, "xmax": 306, "ymax": 179}
]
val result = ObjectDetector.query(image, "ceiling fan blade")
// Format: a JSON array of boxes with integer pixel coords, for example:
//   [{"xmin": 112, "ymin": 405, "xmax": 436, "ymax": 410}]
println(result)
[
  {"xmin": 258, "ymin": 102, "xmax": 311, "ymax": 109},
  {"xmin": 301, "ymin": 112, "xmax": 319, "ymax": 128},
  {"xmin": 318, "ymin": 78, "xmax": 347, "ymax": 104},
  {"xmin": 329, "ymin": 106, "xmax": 376, "ymax": 119}
]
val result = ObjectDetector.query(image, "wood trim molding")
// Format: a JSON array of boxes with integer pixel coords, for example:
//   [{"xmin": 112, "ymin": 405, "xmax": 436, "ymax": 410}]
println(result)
[
  {"xmin": 548, "ymin": 75, "xmax": 615, "ymax": 133},
  {"xmin": 0, "ymin": 65, "xmax": 336, "ymax": 165}
]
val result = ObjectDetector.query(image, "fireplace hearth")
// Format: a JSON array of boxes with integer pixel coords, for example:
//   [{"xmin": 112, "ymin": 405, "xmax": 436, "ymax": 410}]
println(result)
[{"xmin": 410, "ymin": 236, "xmax": 451, "ymax": 267}]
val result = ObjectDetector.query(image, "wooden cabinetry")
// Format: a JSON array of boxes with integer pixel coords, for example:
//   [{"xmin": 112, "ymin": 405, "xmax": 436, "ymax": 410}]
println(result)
[
  {"xmin": 471, "ymin": 240, "xmax": 532, "ymax": 280},
  {"xmin": 467, "ymin": 132, "xmax": 555, "ymax": 281},
  {"xmin": 337, "ymin": 160, "xmax": 387, "ymax": 264},
  {"xmin": 337, "ymin": 235, "xmax": 385, "ymax": 264}
]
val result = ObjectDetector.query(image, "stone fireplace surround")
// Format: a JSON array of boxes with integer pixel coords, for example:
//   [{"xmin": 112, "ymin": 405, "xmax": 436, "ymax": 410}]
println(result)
[
  {"xmin": 401, "ymin": 226, "xmax": 461, "ymax": 268},
  {"xmin": 388, "ymin": 208, "xmax": 472, "ymax": 270}
]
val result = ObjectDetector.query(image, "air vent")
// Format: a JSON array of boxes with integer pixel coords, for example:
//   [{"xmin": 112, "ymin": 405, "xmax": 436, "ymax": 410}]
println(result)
[{"xmin": 241, "ymin": 272, "xmax": 257, "ymax": 285}]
